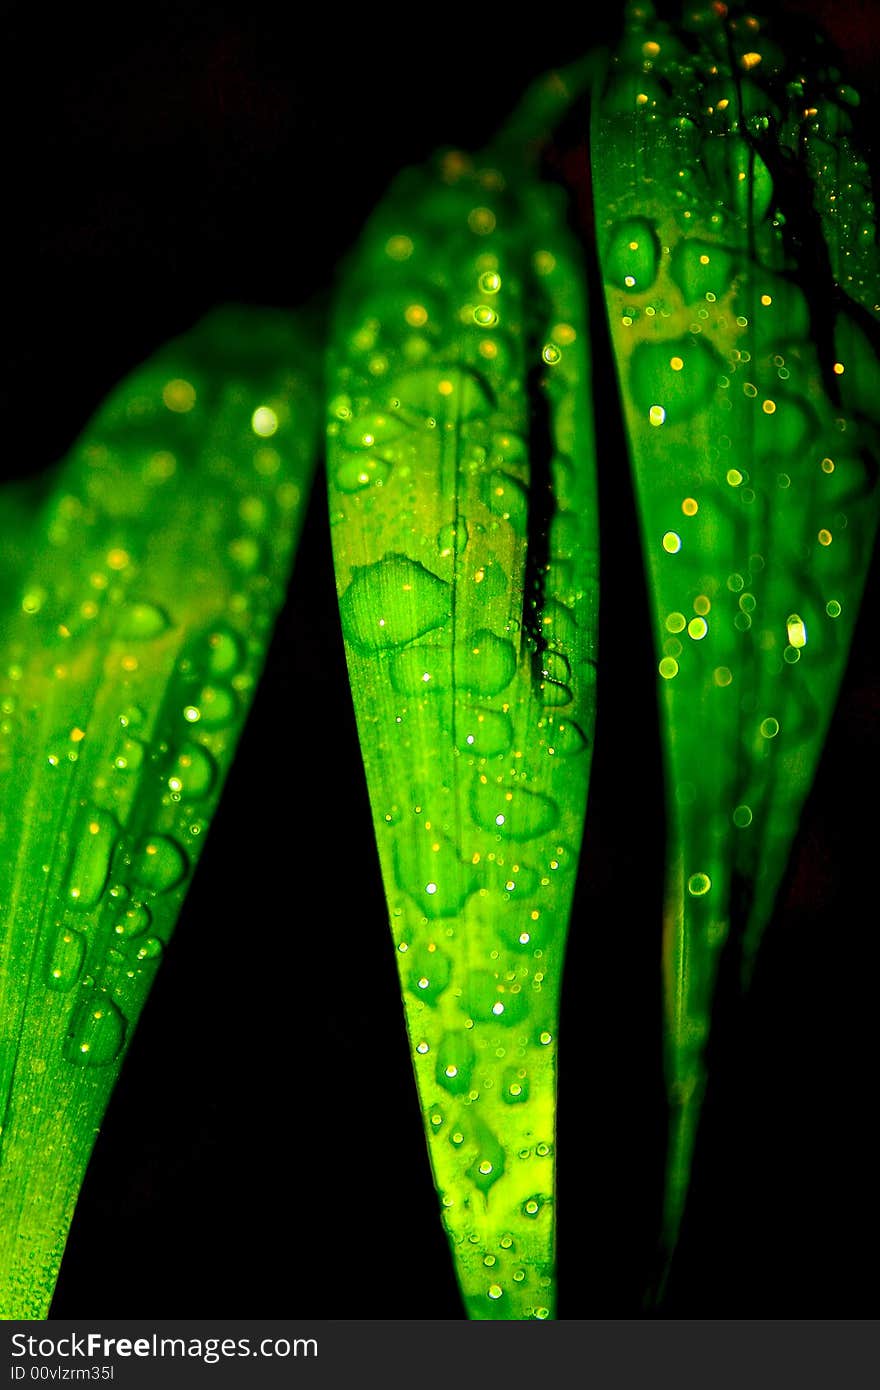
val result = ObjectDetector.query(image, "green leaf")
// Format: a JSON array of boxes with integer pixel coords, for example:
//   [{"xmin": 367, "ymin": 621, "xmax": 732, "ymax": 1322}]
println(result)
[
  {"xmin": 0, "ymin": 306, "xmax": 320, "ymax": 1316},
  {"xmin": 327, "ymin": 80, "xmax": 599, "ymax": 1319},
  {"xmin": 592, "ymin": 1, "xmax": 880, "ymax": 1281}
]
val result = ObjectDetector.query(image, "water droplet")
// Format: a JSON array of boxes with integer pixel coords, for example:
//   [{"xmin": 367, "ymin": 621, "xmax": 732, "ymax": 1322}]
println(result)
[
  {"xmin": 733, "ymin": 805, "xmax": 753, "ymax": 828},
  {"xmin": 251, "ymin": 405, "xmax": 279, "ymax": 437},
  {"xmin": 688, "ymin": 872, "xmax": 712, "ymax": 896},
  {"xmin": 131, "ymin": 835, "xmax": 189, "ymax": 894},
  {"xmin": 395, "ymin": 837, "xmax": 477, "ymax": 921},
  {"xmin": 45, "ymin": 926, "xmax": 86, "ymax": 992},
  {"xmin": 389, "ymin": 646, "xmax": 450, "ymax": 696},
  {"xmin": 540, "ymin": 717, "xmax": 588, "ymax": 757},
  {"xmin": 162, "ymin": 378, "xmax": 196, "ymax": 413},
  {"xmin": 335, "ymin": 455, "xmax": 391, "ymax": 492},
  {"xmin": 483, "ymin": 470, "xmax": 528, "ymax": 531},
  {"xmin": 113, "ymin": 902, "xmax": 152, "ymax": 939},
  {"xmin": 539, "ymin": 599, "xmax": 578, "ymax": 648},
  {"xmin": 168, "ymin": 742, "xmax": 217, "ymax": 800},
  {"xmin": 473, "ymin": 304, "xmax": 498, "ymax": 328},
  {"xmin": 456, "ymin": 707, "xmax": 513, "ymax": 757},
  {"xmin": 472, "ymin": 780, "xmax": 559, "ymax": 841},
  {"xmin": 228, "ymin": 535, "xmax": 262, "ymax": 573},
  {"xmin": 112, "ymin": 736, "xmax": 146, "ymax": 773},
  {"xmin": 760, "ymin": 717, "xmax": 780, "ymax": 739},
  {"xmin": 340, "ymin": 554, "xmax": 451, "ymax": 653},
  {"xmin": 205, "ymin": 627, "xmax": 246, "ymax": 679},
  {"xmin": 435, "ymin": 1033, "xmax": 475, "ymax": 1095},
  {"xmin": 458, "ymin": 630, "xmax": 516, "ymax": 696},
  {"xmin": 670, "ymin": 239, "xmax": 736, "ymax": 302},
  {"xmin": 522, "ymin": 1195, "xmax": 546, "ymax": 1219},
  {"xmin": 786, "ymin": 614, "xmax": 807, "ymax": 648},
  {"xmin": 134, "ymin": 937, "xmax": 163, "ymax": 962},
  {"xmin": 193, "ymin": 683, "xmax": 237, "ymax": 729},
  {"xmin": 466, "ymin": 971, "xmax": 528, "ymax": 1028},
  {"xmin": 117, "ymin": 602, "xmax": 171, "ymax": 640},
  {"xmin": 65, "ymin": 994, "xmax": 127, "ymax": 1068},
  {"xmin": 437, "ymin": 519, "xmax": 469, "ymax": 557},
  {"xmin": 754, "ymin": 393, "xmax": 815, "ymax": 460},
  {"xmin": 469, "ymin": 555, "xmax": 510, "ymax": 601},
  {"xmin": 502, "ymin": 1067, "xmax": 530, "ymax": 1105},
  {"xmin": 604, "ymin": 217, "xmax": 661, "ymax": 292},
  {"xmin": 67, "ymin": 810, "xmax": 119, "ymax": 910},
  {"xmin": 630, "ymin": 338, "xmax": 721, "ymax": 423}
]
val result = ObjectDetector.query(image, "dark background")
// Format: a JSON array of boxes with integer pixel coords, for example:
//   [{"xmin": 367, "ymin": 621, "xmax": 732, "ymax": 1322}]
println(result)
[{"xmin": 0, "ymin": 0, "xmax": 875, "ymax": 1318}]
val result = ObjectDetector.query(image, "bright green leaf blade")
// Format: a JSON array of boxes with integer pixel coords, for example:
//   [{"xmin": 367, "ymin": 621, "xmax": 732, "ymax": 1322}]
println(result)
[
  {"xmin": 327, "ymin": 112, "xmax": 598, "ymax": 1318},
  {"xmin": 592, "ymin": 2, "xmax": 880, "ymax": 1280},
  {"xmin": 0, "ymin": 306, "xmax": 319, "ymax": 1316}
]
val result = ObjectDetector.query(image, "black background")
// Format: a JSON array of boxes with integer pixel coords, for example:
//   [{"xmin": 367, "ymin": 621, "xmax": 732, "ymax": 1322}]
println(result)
[{"xmin": 0, "ymin": 0, "xmax": 876, "ymax": 1319}]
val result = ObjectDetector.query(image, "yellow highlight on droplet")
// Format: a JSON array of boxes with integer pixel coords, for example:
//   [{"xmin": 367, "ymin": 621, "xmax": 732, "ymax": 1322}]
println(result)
[
  {"xmin": 649, "ymin": 405, "xmax": 666, "ymax": 426},
  {"xmin": 468, "ymin": 206, "xmax": 496, "ymax": 235},
  {"xmin": 786, "ymin": 614, "xmax": 807, "ymax": 648},
  {"xmin": 162, "ymin": 378, "xmax": 196, "ymax": 413},
  {"xmin": 405, "ymin": 304, "xmax": 428, "ymax": 327},
  {"xmin": 251, "ymin": 406, "xmax": 279, "ymax": 438},
  {"xmin": 385, "ymin": 235, "xmax": 413, "ymax": 261},
  {"xmin": 682, "ymin": 497, "xmax": 698, "ymax": 516},
  {"xmin": 662, "ymin": 531, "xmax": 681, "ymax": 553}
]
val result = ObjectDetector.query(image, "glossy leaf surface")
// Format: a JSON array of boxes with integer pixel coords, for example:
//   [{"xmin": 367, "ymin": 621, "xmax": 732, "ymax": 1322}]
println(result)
[
  {"xmin": 328, "ymin": 93, "xmax": 599, "ymax": 1318},
  {"xmin": 0, "ymin": 308, "xmax": 319, "ymax": 1315},
  {"xmin": 592, "ymin": 0, "xmax": 880, "ymax": 1270}
]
